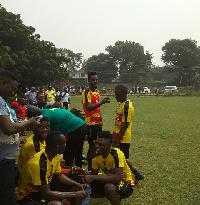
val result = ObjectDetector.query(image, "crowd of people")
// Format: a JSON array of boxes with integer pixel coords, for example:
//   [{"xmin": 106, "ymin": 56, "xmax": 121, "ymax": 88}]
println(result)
[{"xmin": 0, "ymin": 70, "xmax": 144, "ymax": 205}]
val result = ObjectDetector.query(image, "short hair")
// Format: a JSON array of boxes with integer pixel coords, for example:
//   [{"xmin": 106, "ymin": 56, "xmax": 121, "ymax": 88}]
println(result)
[
  {"xmin": 115, "ymin": 84, "xmax": 127, "ymax": 94},
  {"xmin": 88, "ymin": 71, "xmax": 97, "ymax": 81},
  {"xmin": 0, "ymin": 70, "xmax": 18, "ymax": 82},
  {"xmin": 40, "ymin": 117, "xmax": 50, "ymax": 123},
  {"xmin": 51, "ymin": 102, "xmax": 63, "ymax": 108},
  {"xmin": 45, "ymin": 131, "xmax": 64, "ymax": 149},
  {"xmin": 97, "ymin": 131, "xmax": 113, "ymax": 144},
  {"xmin": 26, "ymin": 106, "xmax": 41, "ymax": 118}
]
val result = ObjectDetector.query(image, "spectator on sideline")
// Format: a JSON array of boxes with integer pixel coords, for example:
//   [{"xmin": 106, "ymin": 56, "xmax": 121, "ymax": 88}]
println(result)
[
  {"xmin": 113, "ymin": 84, "xmax": 144, "ymax": 184},
  {"xmin": 16, "ymin": 131, "xmax": 87, "ymax": 205},
  {"xmin": 73, "ymin": 131, "xmax": 134, "ymax": 205},
  {"xmin": 62, "ymin": 87, "xmax": 70, "ymax": 110},
  {"xmin": 15, "ymin": 98, "xmax": 27, "ymax": 122},
  {"xmin": 36, "ymin": 87, "xmax": 46, "ymax": 109},
  {"xmin": 25, "ymin": 86, "xmax": 37, "ymax": 106},
  {"xmin": 10, "ymin": 101, "xmax": 18, "ymax": 122},
  {"xmin": 26, "ymin": 106, "xmax": 87, "ymax": 168},
  {"xmin": 82, "ymin": 71, "xmax": 110, "ymax": 170},
  {"xmin": 0, "ymin": 70, "xmax": 39, "ymax": 205},
  {"xmin": 55, "ymin": 87, "xmax": 62, "ymax": 102},
  {"xmin": 45, "ymin": 85, "xmax": 56, "ymax": 107}
]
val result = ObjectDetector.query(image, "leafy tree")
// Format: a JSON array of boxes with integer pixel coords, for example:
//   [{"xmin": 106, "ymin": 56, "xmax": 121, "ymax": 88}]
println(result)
[
  {"xmin": 105, "ymin": 41, "xmax": 153, "ymax": 83},
  {"xmin": 0, "ymin": 5, "xmax": 69, "ymax": 86},
  {"xmin": 83, "ymin": 53, "xmax": 118, "ymax": 83},
  {"xmin": 57, "ymin": 48, "xmax": 83, "ymax": 73},
  {"xmin": 161, "ymin": 39, "xmax": 200, "ymax": 86}
]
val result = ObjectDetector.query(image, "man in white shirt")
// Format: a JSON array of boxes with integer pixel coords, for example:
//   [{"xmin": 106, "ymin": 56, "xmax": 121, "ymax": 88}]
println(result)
[{"xmin": 62, "ymin": 88, "xmax": 70, "ymax": 110}]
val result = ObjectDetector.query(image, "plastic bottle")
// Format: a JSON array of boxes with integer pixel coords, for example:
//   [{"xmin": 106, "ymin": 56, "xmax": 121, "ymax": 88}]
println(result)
[{"xmin": 82, "ymin": 184, "xmax": 90, "ymax": 205}]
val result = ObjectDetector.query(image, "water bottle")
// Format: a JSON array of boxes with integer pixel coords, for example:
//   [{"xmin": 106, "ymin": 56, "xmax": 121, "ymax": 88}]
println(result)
[{"xmin": 82, "ymin": 184, "xmax": 90, "ymax": 205}]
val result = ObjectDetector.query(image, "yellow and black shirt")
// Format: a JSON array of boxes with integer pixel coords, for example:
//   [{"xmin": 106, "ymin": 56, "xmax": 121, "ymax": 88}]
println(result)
[
  {"xmin": 92, "ymin": 148, "xmax": 134, "ymax": 185},
  {"xmin": 82, "ymin": 87, "xmax": 101, "ymax": 125},
  {"xmin": 16, "ymin": 150, "xmax": 61, "ymax": 200},
  {"xmin": 113, "ymin": 100, "xmax": 134, "ymax": 143},
  {"xmin": 18, "ymin": 134, "xmax": 46, "ymax": 172}
]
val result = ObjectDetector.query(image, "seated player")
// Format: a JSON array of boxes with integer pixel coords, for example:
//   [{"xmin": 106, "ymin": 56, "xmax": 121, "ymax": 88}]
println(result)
[
  {"xmin": 73, "ymin": 131, "xmax": 134, "ymax": 205},
  {"xmin": 18, "ymin": 117, "xmax": 50, "ymax": 173},
  {"xmin": 26, "ymin": 106, "xmax": 87, "ymax": 168},
  {"xmin": 16, "ymin": 131, "xmax": 87, "ymax": 205}
]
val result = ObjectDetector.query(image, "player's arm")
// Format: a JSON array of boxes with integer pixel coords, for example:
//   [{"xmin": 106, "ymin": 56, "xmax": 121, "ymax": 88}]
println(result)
[
  {"xmin": 85, "ymin": 97, "xmax": 110, "ymax": 112},
  {"xmin": 112, "ymin": 122, "xmax": 129, "ymax": 147},
  {"xmin": 54, "ymin": 173, "xmax": 83, "ymax": 188},
  {"xmin": 84, "ymin": 167, "xmax": 123, "ymax": 184},
  {"xmin": 44, "ymin": 91, "xmax": 47, "ymax": 100},
  {"xmin": 0, "ymin": 115, "xmax": 39, "ymax": 136},
  {"xmin": 38, "ymin": 183, "xmax": 87, "ymax": 201},
  {"xmin": 72, "ymin": 166, "xmax": 94, "ymax": 176},
  {"xmin": 24, "ymin": 92, "xmax": 29, "ymax": 101}
]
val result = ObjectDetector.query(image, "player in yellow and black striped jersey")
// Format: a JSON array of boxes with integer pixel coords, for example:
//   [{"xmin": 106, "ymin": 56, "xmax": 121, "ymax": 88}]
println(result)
[
  {"xmin": 16, "ymin": 131, "xmax": 87, "ymax": 205},
  {"xmin": 18, "ymin": 117, "xmax": 50, "ymax": 173},
  {"xmin": 113, "ymin": 84, "xmax": 144, "ymax": 185},
  {"xmin": 81, "ymin": 71, "xmax": 110, "ymax": 171},
  {"xmin": 92, "ymin": 147, "xmax": 134, "ymax": 185},
  {"xmin": 72, "ymin": 131, "xmax": 135, "ymax": 205}
]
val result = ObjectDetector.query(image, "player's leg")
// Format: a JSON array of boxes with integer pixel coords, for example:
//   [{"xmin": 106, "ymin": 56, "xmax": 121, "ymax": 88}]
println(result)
[
  {"xmin": 87, "ymin": 125, "xmax": 101, "ymax": 170},
  {"xmin": 104, "ymin": 183, "xmax": 120, "ymax": 205},
  {"xmin": 119, "ymin": 143, "xmax": 144, "ymax": 184}
]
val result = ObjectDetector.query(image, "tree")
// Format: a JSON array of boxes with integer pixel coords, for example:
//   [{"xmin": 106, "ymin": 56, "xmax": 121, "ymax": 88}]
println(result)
[
  {"xmin": 0, "ymin": 5, "xmax": 69, "ymax": 86},
  {"xmin": 57, "ymin": 48, "xmax": 83, "ymax": 73},
  {"xmin": 161, "ymin": 39, "xmax": 200, "ymax": 86},
  {"xmin": 83, "ymin": 53, "xmax": 118, "ymax": 83},
  {"xmin": 105, "ymin": 41, "xmax": 153, "ymax": 83}
]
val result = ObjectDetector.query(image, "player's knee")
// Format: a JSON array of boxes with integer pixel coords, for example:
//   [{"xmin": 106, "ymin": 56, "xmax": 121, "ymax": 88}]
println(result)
[{"xmin": 104, "ymin": 183, "xmax": 117, "ymax": 195}]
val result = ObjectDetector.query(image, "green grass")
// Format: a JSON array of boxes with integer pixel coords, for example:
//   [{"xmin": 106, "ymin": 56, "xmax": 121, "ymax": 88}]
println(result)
[{"xmin": 70, "ymin": 96, "xmax": 200, "ymax": 205}]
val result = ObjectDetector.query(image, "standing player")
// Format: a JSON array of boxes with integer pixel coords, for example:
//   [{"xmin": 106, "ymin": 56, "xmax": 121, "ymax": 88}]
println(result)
[
  {"xmin": 113, "ymin": 84, "xmax": 144, "ymax": 184},
  {"xmin": 82, "ymin": 72, "xmax": 110, "ymax": 170}
]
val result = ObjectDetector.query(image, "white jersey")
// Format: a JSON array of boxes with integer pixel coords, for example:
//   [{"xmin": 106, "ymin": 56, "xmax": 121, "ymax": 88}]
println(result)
[{"xmin": 62, "ymin": 92, "xmax": 70, "ymax": 103}]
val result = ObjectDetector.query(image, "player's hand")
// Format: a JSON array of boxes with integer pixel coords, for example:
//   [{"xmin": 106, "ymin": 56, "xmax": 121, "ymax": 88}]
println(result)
[
  {"xmin": 28, "ymin": 116, "xmax": 41, "ymax": 125},
  {"xmin": 72, "ymin": 166, "xmax": 86, "ymax": 176},
  {"xmin": 74, "ymin": 190, "xmax": 87, "ymax": 199},
  {"xmin": 60, "ymin": 158, "xmax": 65, "ymax": 168},
  {"xmin": 101, "ymin": 97, "xmax": 110, "ymax": 104},
  {"xmin": 78, "ymin": 183, "xmax": 87, "ymax": 190},
  {"xmin": 84, "ymin": 175, "xmax": 95, "ymax": 183}
]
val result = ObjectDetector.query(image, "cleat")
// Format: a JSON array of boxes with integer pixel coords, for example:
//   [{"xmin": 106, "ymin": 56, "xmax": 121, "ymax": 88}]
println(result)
[{"xmin": 134, "ymin": 172, "xmax": 144, "ymax": 185}]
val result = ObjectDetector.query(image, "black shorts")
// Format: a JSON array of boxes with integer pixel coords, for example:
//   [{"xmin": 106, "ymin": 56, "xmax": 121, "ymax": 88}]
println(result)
[
  {"xmin": 119, "ymin": 143, "xmax": 130, "ymax": 159},
  {"xmin": 90, "ymin": 180, "xmax": 134, "ymax": 199},
  {"xmin": 87, "ymin": 124, "xmax": 102, "ymax": 146},
  {"xmin": 63, "ymin": 102, "xmax": 69, "ymax": 109},
  {"xmin": 18, "ymin": 173, "xmax": 81, "ymax": 205},
  {"xmin": 17, "ymin": 192, "xmax": 48, "ymax": 205}
]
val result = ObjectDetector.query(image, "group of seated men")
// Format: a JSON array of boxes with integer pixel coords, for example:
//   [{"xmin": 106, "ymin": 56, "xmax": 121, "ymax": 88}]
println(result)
[{"xmin": 16, "ymin": 109, "xmax": 135, "ymax": 205}]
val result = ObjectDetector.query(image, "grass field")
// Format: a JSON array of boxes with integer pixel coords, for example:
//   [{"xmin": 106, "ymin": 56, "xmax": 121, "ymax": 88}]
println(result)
[{"xmin": 70, "ymin": 96, "xmax": 200, "ymax": 205}]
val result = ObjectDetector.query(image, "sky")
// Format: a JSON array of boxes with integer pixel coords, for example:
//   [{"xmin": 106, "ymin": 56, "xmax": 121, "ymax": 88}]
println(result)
[{"xmin": 1, "ymin": 0, "xmax": 200, "ymax": 66}]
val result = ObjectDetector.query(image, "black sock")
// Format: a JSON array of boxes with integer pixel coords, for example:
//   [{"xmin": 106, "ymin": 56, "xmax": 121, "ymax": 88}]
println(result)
[{"xmin": 132, "ymin": 169, "xmax": 138, "ymax": 175}]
